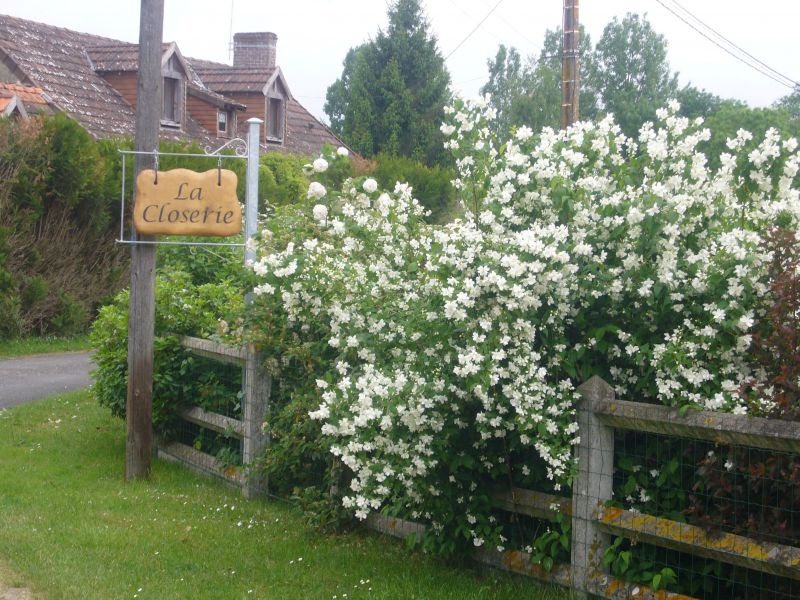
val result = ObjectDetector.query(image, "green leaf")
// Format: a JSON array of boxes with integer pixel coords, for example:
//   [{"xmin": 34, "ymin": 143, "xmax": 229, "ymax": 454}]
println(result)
[
  {"xmin": 652, "ymin": 573, "xmax": 662, "ymax": 590},
  {"xmin": 543, "ymin": 556, "xmax": 554, "ymax": 572}
]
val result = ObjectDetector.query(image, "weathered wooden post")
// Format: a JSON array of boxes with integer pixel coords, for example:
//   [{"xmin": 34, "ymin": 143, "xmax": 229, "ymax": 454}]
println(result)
[
  {"xmin": 571, "ymin": 376, "xmax": 615, "ymax": 597},
  {"xmin": 126, "ymin": 0, "xmax": 163, "ymax": 481},
  {"xmin": 242, "ymin": 344, "xmax": 271, "ymax": 499}
]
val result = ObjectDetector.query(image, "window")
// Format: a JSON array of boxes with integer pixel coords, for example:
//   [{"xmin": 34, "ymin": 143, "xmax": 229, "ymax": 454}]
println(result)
[
  {"xmin": 162, "ymin": 76, "xmax": 181, "ymax": 125},
  {"xmin": 217, "ymin": 110, "xmax": 228, "ymax": 136},
  {"xmin": 161, "ymin": 54, "xmax": 184, "ymax": 127},
  {"xmin": 266, "ymin": 97, "xmax": 283, "ymax": 141}
]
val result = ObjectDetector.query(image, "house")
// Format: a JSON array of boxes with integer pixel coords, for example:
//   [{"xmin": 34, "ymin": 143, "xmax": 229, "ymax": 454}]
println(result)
[{"xmin": 0, "ymin": 14, "xmax": 345, "ymax": 155}]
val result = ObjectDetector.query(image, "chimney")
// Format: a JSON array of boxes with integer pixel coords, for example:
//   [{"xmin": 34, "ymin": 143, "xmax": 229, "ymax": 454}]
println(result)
[{"xmin": 233, "ymin": 32, "xmax": 277, "ymax": 69}]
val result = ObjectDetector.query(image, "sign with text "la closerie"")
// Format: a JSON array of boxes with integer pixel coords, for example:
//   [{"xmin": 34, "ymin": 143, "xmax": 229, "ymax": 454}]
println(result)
[{"xmin": 133, "ymin": 168, "xmax": 241, "ymax": 236}]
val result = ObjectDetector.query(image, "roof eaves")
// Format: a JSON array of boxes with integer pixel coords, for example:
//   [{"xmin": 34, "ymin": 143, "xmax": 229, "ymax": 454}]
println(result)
[{"xmin": 186, "ymin": 84, "xmax": 246, "ymax": 111}]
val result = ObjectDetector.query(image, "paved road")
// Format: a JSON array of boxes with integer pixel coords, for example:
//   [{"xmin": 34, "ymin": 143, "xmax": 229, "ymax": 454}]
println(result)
[{"xmin": 0, "ymin": 351, "xmax": 93, "ymax": 410}]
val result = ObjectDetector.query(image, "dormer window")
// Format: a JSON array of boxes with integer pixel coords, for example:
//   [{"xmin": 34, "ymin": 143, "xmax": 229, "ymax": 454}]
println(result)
[
  {"xmin": 266, "ymin": 96, "xmax": 284, "ymax": 142},
  {"xmin": 161, "ymin": 54, "xmax": 184, "ymax": 128}
]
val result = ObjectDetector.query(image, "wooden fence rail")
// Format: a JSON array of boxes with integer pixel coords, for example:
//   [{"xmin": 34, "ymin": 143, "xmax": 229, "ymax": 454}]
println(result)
[
  {"xmin": 155, "ymin": 336, "xmax": 270, "ymax": 499},
  {"xmin": 158, "ymin": 340, "xmax": 799, "ymax": 598}
]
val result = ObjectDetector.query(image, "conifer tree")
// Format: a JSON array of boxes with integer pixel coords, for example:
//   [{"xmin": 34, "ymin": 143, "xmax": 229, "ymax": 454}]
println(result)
[{"xmin": 324, "ymin": 0, "xmax": 450, "ymax": 164}]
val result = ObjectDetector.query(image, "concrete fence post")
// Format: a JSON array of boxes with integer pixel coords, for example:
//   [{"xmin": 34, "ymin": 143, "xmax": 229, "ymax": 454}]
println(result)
[
  {"xmin": 242, "ymin": 343, "xmax": 270, "ymax": 498},
  {"xmin": 571, "ymin": 375, "xmax": 616, "ymax": 597}
]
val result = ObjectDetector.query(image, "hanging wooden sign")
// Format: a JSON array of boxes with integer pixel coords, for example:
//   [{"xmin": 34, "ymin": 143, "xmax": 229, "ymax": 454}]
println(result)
[{"xmin": 133, "ymin": 168, "xmax": 241, "ymax": 236}]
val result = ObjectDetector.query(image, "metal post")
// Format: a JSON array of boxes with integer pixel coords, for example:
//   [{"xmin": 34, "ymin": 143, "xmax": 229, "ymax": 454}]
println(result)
[
  {"xmin": 241, "ymin": 117, "xmax": 266, "ymax": 498},
  {"xmin": 244, "ymin": 117, "xmax": 262, "ymax": 266},
  {"xmin": 571, "ymin": 376, "xmax": 615, "ymax": 597},
  {"xmin": 561, "ymin": 0, "xmax": 580, "ymax": 128}
]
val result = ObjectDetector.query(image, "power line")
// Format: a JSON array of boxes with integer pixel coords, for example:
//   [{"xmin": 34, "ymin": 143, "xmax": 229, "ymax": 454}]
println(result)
[
  {"xmin": 663, "ymin": 0, "xmax": 797, "ymax": 86},
  {"xmin": 476, "ymin": 0, "xmax": 539, "ymax": 48},
  {"xmin": 444, "ymin": 0, "xmax": 506, "ymax": 46},
  {"xmin": 653, "ymin": 0, "xmax": 798, "ymax": 90},
  {"xmin": 445, "ymin": 0, "xmax": 506, "ymax": 60},
  {"xmin": 453, "ymin": 55, "xmax": 562, "ymax": 93}
]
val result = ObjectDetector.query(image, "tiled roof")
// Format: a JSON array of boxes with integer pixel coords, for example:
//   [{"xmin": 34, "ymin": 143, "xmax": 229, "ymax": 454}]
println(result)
[
  {"xmin": 0, "ymin": 14, "xmax": 136, "ymax": 138},
  {"xmin": 280, "ymin": 99, "xmax": 348, "ymax": 156},
  {"xmin": 0, "ymin": 15, "xmax": 221, "ymax": 145},
  {"xmin": 0, "ymin": 82, "xmax": 48, "ymax": 104},
  {"xmin": 86, "ymin": 42, "xmax": 142, "ymax": 72},
  {"xmin": 192, "ymin": 66, "xmax": 277, "ymax": 94}
]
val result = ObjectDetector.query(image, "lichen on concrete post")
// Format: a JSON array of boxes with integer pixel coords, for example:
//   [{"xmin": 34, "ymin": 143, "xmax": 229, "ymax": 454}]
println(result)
[
  {"xmin": 571, "ymin": 375, "xmax": 616, "ymax": 597},
  {"xmin": 242, "ymin": 343, "xmax": 270, "ymax": 499}
]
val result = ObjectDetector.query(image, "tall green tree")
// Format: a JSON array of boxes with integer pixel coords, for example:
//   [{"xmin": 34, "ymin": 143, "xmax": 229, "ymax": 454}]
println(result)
[
  {"xmin": 774, "ymin": 86, "xmax": 800, "ymax": 121},
  {"xmin": 324, "ymin": 0, "xmax": 451, "ymax": 164},
  {"xmin": 480, "ymin": 27, "xmax": 596, "ymax": 137},
  {"xmin": 481, "ymin": 44, "xmax": 525, "ymax": 136},
  {"xmin": 675, "ymin": 84, "xmax": 723, "ymax": 120},
  {"xmin": 701, "ymin": 99, "xmax": 800, "ymax": 168},
  {"xmin": 587, "ymin": 13, "xmax": 678, "ymax": 136}
]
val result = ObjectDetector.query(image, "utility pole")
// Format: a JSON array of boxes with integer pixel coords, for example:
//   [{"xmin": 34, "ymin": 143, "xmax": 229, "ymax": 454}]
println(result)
[
  {"xmin": 561, "ymin": 0, "xmax": 580, "ymax": 128},
  {"xmin": 126, "ymin": 0, "xmax": 164, "ymax": 480}
]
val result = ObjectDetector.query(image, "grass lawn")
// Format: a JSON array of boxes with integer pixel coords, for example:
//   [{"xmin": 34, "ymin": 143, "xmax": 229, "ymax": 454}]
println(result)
[
  {"xmin": 0, "ymin": 335, "xmax": 92, "ymax": 358},
  {"xmin": 0, "ymin": 391, "xmax": 570, "ymax": 600}
]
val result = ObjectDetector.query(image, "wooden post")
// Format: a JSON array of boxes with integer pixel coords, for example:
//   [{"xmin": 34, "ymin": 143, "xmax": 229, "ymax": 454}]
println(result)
[
  {"xmin": 571, "ymin": 376, "xmax": 615, "ymax": 597},
  {"xmin": 242, "ymin": 344, "xmax": 270, "ymax": 498},
  {"xmin": 561, "ymin": 0, "xmax": 580, "ymax": 128},
  {"xmin": 126, "ymin": 0, "xmax": 164, "ymax": 480}
]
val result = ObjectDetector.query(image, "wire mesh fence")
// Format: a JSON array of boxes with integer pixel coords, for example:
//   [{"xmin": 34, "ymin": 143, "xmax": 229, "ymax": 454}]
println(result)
[{"xmin": 610, "ymin": 430, "xmax": 800, "ymax": 599}]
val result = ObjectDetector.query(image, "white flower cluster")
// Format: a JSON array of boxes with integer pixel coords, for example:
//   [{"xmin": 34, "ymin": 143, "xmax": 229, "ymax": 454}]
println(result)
[{"xmin": 249, "ymin": 95, "xmax": 800, "ymax": 551}]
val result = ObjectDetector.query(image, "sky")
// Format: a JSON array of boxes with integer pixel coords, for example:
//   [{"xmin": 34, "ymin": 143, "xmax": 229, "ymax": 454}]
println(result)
[{"xmin": 0, "ymin": 0, "xmax": 798, "ymax": 124}]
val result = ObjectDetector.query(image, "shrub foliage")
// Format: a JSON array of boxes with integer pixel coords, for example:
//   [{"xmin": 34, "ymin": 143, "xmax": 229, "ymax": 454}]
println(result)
[
  {"xmin": 247, "ymin": 97, "xmax": 800, "ymax": 560},
  {"xmin": 0, "ymin": 115, "xmax": 127, "ymax": 336}
]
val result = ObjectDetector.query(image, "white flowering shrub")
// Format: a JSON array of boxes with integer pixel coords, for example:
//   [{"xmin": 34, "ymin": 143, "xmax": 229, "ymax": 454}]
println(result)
[{"xmin": 249, "ymin": 97, "xmax": 800, "ymax": 555}]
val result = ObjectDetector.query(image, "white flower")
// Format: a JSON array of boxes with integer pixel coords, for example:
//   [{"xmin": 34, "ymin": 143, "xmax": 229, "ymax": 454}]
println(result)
[
  {"xmin": 307, "ymin": 181, "xmax": 327, "ymax": 200},
  {"xmin": 313, "ymin": 157, "xmax": 329, "ymax": 173},
  {"xmin": 312, "ymin": 204, "xmax": 328, "ymax": 222},
  {"xmin": 376, "ymin": 193, "xmax": 391, "ymax": 217},
  {"xmin": 253, "ymin": 283, "xmax": 275, "ymax": 295},
  {"xmin": 337, "ymin": 146, "xmax": 349, "ymax": 157},
  {"xmin": 363, "ymin": 178, "xmax": 378, "ymax": 193},
  {"xmin": 516, "ymin": 125, "xmax": 533, "ymax": 141}
]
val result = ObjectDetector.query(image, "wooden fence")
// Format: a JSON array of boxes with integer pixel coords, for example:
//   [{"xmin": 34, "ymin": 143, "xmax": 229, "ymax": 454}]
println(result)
[
  {"xmin": 155, "ymin": 336, "xmax": 270, "ymax": 499},
  {"xmin": 159, "ymin": 338, "xmax": 800, "ymax": 599}
]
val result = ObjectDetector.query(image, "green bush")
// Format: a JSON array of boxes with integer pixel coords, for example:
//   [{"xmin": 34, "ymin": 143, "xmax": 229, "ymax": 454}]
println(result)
[
  {"xmin": 90, "ymin": 270, "xmax": 245, "ymax": 433},
  {"xmin": 259, "ymin": 153, "xmax": 308, "ymax": 208},
  {"xmin": 372, "ymin": 153, "xmax": 457, "ymax": 223},
  {"xmin": 49, "ymin": 291, "xmax": 88, "ymax": 336},
  {"xmin": 0, "ymin": 115, "xmax": 127, "ymax": 337}
]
